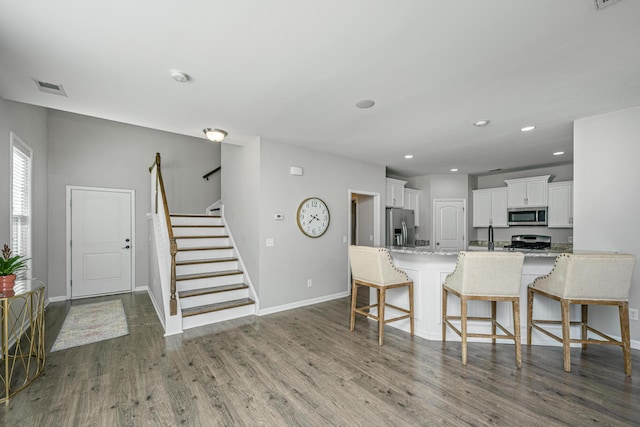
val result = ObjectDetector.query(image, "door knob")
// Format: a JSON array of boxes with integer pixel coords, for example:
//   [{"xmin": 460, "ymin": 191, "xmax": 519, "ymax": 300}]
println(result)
[
  {"xmin": 125, "ymin": 238, "xmax": 130, "ymax": 242},
  {"xmin": 122, "ymin": 245, "xmax": 130, "ymax": 249}
]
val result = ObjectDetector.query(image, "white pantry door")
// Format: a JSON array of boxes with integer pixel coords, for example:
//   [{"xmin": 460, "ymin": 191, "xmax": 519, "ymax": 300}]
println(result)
[
  {"xmin": 71, "ymin": 188, "xmax": 133, "ymax": 298},
  {"xmin": 433, "ymin": 199, "xmax": 466, "ymax": 252}
]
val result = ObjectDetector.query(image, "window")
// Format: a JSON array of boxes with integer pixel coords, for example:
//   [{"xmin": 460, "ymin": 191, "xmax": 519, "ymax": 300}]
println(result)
[{"xmin": 10, "ymin": 132, "xmax": 33, "ymax": 280}]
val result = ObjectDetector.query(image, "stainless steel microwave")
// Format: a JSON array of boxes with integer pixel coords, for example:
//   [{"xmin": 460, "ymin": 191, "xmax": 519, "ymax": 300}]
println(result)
[{"xmin": 507, "ymin": 207, "xmax": 547, "ymax": 226}]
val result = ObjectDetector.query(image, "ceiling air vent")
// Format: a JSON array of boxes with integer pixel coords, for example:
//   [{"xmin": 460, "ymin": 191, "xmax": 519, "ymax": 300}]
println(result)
[
  {"xmin": 33, "ymin": 79, "xmax": 67, "ymax": 96},
  {"xmin": 595, "ymin": 0, "xmax": 623, "ymax": 10}
]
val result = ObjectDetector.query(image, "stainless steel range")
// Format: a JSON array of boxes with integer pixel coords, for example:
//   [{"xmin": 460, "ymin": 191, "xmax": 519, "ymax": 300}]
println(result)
[{"xmin": 503, "ymin": 235, "xmax": 551, "ymax": 251}]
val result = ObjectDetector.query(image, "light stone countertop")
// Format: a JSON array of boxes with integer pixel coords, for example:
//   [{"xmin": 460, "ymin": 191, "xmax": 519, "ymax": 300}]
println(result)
[{"xmin": 387, "ymin": 246, "xmax": 568, "ymax": 258}]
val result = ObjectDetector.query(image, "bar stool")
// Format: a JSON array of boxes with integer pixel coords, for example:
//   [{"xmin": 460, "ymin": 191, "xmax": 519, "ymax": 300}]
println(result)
[
  {"xmin": 527, "ymin": 253, "xmax": 636, "ymax": 376},
  {"xmin": 348, "ymin": 246, "xmax": 414, "ymax": 345},
  {"xmin": 442, "ymin": 251, "xmax": 525, "ymax": 367}
]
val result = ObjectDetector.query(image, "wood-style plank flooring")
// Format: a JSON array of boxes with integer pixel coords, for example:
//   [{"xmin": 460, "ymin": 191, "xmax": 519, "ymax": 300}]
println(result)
[{"xmin": 1, "ymin": 292, "xmax": 639, "ymax": 426}]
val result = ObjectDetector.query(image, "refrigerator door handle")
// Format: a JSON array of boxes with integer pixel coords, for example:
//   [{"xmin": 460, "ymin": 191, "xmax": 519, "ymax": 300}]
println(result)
[{"xmin": 402, "ymin": 221, "xmax": 407, "ymax": 246}]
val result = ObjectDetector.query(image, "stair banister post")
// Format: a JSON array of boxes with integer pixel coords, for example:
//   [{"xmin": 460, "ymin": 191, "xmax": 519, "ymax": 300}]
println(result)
[{"xmin": 170, "ymin": 238, "xmax": 178, "ymax": 315}]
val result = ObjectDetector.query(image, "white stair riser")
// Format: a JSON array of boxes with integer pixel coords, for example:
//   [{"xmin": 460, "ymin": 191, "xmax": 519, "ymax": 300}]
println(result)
[
  {"xmin": 171, "ymin": 216, "xmax": 223, "ymax": 226},
  {"xmin": 176, "ymin": 261, "xmax": 239, "ymax": 276},
  {"xmin": 176, "ymin": 248, "xmax": 234, "ymax": 262},
  {"xmin": 182, "ymin": 304, "xmax": 256, "ymax": 330},
  {"xmin": 176, "ymin": 237, "xmax": 229, "ymax": 249},
  {"xmin": 176, "ymin": 273, "xmax": 244, "ymax": 291},
  {"xmin": 179, "ymin": 288, "xmax": 250, "ymax": 309},
  {"xmin": 172, "ymin": 227, "xmax": 226, "ymax": 237}
]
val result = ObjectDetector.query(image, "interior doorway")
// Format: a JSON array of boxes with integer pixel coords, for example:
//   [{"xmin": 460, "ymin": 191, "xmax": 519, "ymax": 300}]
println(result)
[
  {"xmin": 347, "ymin": 190, "xmax": 381, "ymax": 297},
  {"xmin": 67, "ymin": 186, "xmax": 135, "ymax": 299},
  {"xmin": 433, "ymin": 199, "xmax": 466, "ymax": 252}
]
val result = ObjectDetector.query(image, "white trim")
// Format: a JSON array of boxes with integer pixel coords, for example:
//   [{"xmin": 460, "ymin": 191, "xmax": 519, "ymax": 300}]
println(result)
[
  {"xmin": 258, "ymin": 290, "xmax": 349, "ymax": 316},
  {"xmin": 66, "ymin": 185, "xmax": 136, "ymax": 299},
  {"xmin": 48, "ymin": 295, "xmax": 67, "ymax": 303},
  {"xmin": 347, "ymin": 189, "xmax": 381, "ymax": 293},
  {"xmin": 134, "ymin": 285, "xmax": 148, "ymax": 292}
]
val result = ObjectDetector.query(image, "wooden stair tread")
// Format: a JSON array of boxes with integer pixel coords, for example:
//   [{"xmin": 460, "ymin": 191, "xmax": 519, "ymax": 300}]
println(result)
[
  {"xmin": 177, "ymin": 246, "xmax": 233, "ymax": 252},
  {"xmin": 176, "ymin": 257, "xmax": 238, "ymax": 266},
  {"xmin": 179, "ymin": 283, "xmax": 249, "ymax": 298},
  {"xmin": 182, "ymin": 298, "xmax": 255, "ymax": 318},
  {"xmin": 171, "ymin": 214, "xmax": 220, "ymax": 218},
  {"xmin": 175, "ymin": 235, "xmax": 229, "ymax": 239},
  {"xmin": 176, "ymin": 269, "xmax": 243, "ymax": 281}
]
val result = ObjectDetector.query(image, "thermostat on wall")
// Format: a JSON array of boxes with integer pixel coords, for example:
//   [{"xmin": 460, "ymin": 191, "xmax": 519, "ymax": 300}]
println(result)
[{"xmin": 274, "ymin": 213, "xmax": 284, "ymax": 220}]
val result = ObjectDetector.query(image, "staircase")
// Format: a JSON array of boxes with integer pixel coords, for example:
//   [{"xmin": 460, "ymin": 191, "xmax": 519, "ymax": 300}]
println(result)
[{"xmin": 171, "ymin": 213, "xmax": 256, "ymax": 330}]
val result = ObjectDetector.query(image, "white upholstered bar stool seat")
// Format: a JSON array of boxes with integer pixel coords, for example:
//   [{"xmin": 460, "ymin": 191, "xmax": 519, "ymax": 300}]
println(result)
[
  {"xmin": 527, "ymin": 253, "xmax": 636, "ymax": 376},
  {"xmin": 348, "ymin": 246, "xmax": 414, "ymax": 346},
  {"xmin": 442, "ymin": 251, "xmax": 525, "ymax": 367}
]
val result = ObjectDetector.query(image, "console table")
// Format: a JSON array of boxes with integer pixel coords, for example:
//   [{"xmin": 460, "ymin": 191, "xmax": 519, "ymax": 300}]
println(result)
[{"xmin": 0, "ymin": 279, "xmax": 45, "ymax": 403}]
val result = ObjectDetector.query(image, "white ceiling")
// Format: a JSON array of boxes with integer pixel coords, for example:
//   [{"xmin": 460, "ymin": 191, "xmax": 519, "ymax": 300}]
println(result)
[{"xmin": 1, "ymin": 0, "xmax": 639, "ymax": 177}]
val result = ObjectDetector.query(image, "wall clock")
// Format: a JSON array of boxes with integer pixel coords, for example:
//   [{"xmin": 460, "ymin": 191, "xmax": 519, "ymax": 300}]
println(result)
[{"xmin": 296, "ymin": 197, "xmax": 330, "ymax": 238}]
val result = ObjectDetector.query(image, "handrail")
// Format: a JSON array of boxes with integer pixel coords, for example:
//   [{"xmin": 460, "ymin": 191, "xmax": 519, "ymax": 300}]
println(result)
[
  {"xmin": 203, "ymin": 166, "xmax": 221, "ymax": 181},
  {"xmin": 150, "ymin": 152, "xmax": 178, "ymax": 316}
]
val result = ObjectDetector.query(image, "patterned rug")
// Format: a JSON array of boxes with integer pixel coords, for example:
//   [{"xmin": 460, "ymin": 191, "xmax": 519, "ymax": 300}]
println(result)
[{"xmin": 51, "ymin": 300, "xmax": 129, "ymax": 352}]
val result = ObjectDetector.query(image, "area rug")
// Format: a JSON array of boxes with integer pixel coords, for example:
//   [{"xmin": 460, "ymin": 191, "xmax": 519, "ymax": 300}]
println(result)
[{"xmin": 51, "ymin": 300, "xmax": 129, "ymax": 352}]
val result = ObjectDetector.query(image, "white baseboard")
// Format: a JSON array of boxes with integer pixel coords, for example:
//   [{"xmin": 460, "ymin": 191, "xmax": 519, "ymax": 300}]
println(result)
[
  {"xmin": 48, "ymin": 295, "xmax": 67, "ymax": 303},
  {"xmin": 134, "ymin": 285, "xmax": 148, "ymax": 292},
  {"xmin": 258, "ymin": 291, "xmax": 349, "ymax": 316}
]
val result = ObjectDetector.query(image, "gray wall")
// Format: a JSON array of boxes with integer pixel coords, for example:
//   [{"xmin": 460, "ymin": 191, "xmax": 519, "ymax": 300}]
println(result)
[
  {"xmin": 223, "ymin": 138, "xmax": 385, "ymax": 310},
  {"xmin": 0, "ymin": 98, "xmax": 49, "ymax": 286},
  {"xmin": 356, "ymin": 195, "xmax": 374, "ymax": 246},
  {"xmin": 574, "ymin": 105, "xmax": 640, "ymax": 341},
  {"xmin": 47, "ymin": 110, "xmax": 221, "ymax": 298}
]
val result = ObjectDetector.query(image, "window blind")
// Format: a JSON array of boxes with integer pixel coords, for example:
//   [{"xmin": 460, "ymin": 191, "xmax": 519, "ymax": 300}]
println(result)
[{"xmin": 11, "ymin": 136, "xmax": 32, "ymax": 279}]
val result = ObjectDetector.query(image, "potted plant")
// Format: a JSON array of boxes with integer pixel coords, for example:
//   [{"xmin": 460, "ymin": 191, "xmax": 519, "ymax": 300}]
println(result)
[{"xmin": 0, "ymin": 244, "xmax": 29, "ymax": 289}]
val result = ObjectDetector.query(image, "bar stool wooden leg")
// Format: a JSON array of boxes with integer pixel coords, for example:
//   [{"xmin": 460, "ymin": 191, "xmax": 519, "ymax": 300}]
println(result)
[
  {"xmin": 513, "ymin": 298, "xmax": 522, "ymax": 368},
  {"xmin": 561, "ymin": 300, "xmax": 572, "ymax": 372},
  {"xmin": 619, "ymin": 302, "xmax": 632, "ymax": 376},
  {"xmin": 409, "ymin": 282, "xmax": 415, "ymax": 337},
  {"xmin": 378, "ymin": 288, "xmax": 386, "ymax": 346},
  {"xmin": 491, "ymin": 300, "xmax": 497, "ymax": 345},
  {"xmin": 350, "ymin": 281, "xmax": 358, "ymax": 332},
  {"xmin": 461, "ymin": 297, "xmax": 468, "ymax": 366},
  {"xmin": 527, "ymin": 288, "xmax": 534, "ymax": 346},
  {"xmin": 442, "ymin": 287, "xmax": 448, "ymax": 341},
  {"xmin": 581, "ymin": 304, "xmax": 588, "ymax": 351}
]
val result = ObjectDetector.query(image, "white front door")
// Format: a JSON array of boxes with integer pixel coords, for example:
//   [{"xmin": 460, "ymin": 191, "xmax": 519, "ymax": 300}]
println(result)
[
  {"xmin": 433, "ymin": 199, "xmax": 466, "ymax": 252},
  {"xmin": 71, "ymin": 188, "xmax": 133, "ymax": 298}
]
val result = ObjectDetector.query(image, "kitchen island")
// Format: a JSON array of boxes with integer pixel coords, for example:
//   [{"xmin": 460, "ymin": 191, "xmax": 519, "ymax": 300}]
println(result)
[{"xmin": 380, "ymin": 247, "xmax": 575, "ymax": 346}]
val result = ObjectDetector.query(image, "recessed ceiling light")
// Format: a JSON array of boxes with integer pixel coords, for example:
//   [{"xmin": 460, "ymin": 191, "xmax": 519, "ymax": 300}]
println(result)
[
  {"xmin": 553, "ymin": 151, "xmax": 565, "ymax": 156},
  {"xmin": 170, "ymin": 70, "xmax": 190, "ymax": 83},
  {"xmin": 473, "ymin": 120, "xmax": 490, "ymax": 127},
  {"xmin": 355, "ymin": 99, "xmax": 375, "ymax": 109},
  {"xmin": 450, "ymin": 168, "xmax": 458, "ymax": 172},
  {"xmin": 521, "ymin": 125, "xmax": 536, "ymax": 132},
  {"xmin": 404, "ymin": 154, "xmax": 413, "ymax": 159}
]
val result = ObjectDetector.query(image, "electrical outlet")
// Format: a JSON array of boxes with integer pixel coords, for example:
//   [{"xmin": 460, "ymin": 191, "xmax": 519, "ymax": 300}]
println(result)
[
  {"xmin": 629, "ymin": 308, "xmax": 639, "ymax": 321},
  {"xmin": 568, "ymin": 236, "xmax": 573, "ymax": 243},
  {"xmin": 307, "ymin": 279, "xmax": 312, "ymax": 288}
]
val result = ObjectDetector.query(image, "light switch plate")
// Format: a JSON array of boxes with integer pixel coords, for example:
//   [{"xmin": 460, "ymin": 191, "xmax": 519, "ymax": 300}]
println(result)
[{"xmin": 266, "ymin": 238, "xmax": 274, "ymax": 247}]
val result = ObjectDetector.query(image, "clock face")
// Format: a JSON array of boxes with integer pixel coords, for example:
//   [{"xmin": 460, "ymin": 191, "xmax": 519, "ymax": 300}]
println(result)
[{"xmin": 297, "ymin": 197, "xmax": 330, "ymax": 238}]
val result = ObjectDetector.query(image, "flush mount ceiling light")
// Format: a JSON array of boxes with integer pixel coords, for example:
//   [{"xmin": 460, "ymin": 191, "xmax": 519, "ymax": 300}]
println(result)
[
  {"xmin": 473, "ymin": 119, "xmax": 490, "ymax": 127},
  {"xmin": 553, "ymin": 151, "xmax": 565, "ymax": 156},
  {"xmin": 404, "ymin": 154, "xmax": 414, "ymax": 159},
  {"xmin": 170, "ymin": 70, "xmax": 190, "ymax": 83},
  {"xmin": 521, "ymin": 125, "xmax": 536, "ymax": 132},
  {"xmin": 355, "ymin": 99, "xmax": 375, "ymax": 109},
  {"xmin": 203, "ymin": 128, "xmax": 227, "ymax": 142}
]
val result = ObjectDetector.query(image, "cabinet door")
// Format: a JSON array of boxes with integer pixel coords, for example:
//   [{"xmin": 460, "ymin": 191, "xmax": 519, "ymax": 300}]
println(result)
[
  {"xmin": 404, "ymin": 189, "xmax": 420, "ymax": 226},
  {"xmin": 472, "ymin": 190, "xmax": 492, "ymax": 227},
  {"xmin": 385, "ymin": 178, "xmax": 406, "ymax": 207},
  {"xmin": 526, "ymin": 179, "xmax": 547, "ymax": 206},
  {"xmin": 491, "ymin": 188, "xmax": 509, "ymax": 227},
  {"xmin": 507, "ymin": 182, "xmax": 527, "ymax": 208},
  {"xmin": 548, "ymin": 182, "xmax": 573, "ymax": 228}
]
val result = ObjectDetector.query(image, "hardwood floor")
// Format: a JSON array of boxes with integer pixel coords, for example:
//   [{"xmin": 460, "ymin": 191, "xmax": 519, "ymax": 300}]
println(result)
[{"xmin": 1, "ymin": 292, "xmax": 639, "ymax": 426}]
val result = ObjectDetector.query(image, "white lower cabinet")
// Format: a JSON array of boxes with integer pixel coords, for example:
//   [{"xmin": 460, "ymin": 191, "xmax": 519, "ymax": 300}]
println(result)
[
  {"xmin": 472, "ymin": 187, "xmax": 508, "ymax": 228},
  {"xmin": 548, "ymin": 181, "xmax": 573, "ymax": 228}
]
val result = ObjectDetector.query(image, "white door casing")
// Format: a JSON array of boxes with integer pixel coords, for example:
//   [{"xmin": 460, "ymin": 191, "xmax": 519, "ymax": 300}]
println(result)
[
  {"xmin": 68, "ymin": 187, "xmax": 135, "ymax": 299},
  {"xmin": 433, "ymin": 199, "xmax": 466, "ymax": 252}
]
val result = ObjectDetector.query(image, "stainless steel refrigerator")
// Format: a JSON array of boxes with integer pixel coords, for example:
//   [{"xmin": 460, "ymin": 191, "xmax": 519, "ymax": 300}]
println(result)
[{"xmin": 386, "ymin": 208, "xmax": 415, "ymax": 247}]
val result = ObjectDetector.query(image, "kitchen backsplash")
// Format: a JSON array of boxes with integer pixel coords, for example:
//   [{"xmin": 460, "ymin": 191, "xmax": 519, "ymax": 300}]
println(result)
[{"xmin": 470, "ymin": 240, "xmax": 573, "ymax": 251}]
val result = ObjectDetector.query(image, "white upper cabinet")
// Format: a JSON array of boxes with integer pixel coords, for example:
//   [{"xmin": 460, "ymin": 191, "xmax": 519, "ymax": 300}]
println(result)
[
  {"xmin": 548, "ymin": 181, "xmax": 573, "ymax": 228},
  {"xmin": 403, "ymin": 188, "xmax": 420, "ymax": 226},
  {"xmin": 472, "ymin": 187, "xmax": 508, "ymax": 228},
  {"xmin": 505, "ymin": 175, "xmax": 550, "ymax": 208},
  {"xmin": 385, "ymin": 178, "xmax": 407, "ymax": 208}
]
